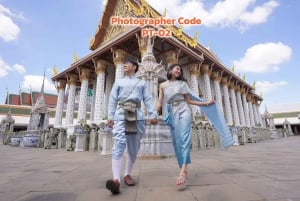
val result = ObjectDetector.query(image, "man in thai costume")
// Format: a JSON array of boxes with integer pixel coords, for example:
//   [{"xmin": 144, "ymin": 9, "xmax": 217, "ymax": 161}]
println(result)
[
  {"xmin": 156, "ymin": 64, "xmax": 234, "ymax": 186},
  {"xmin": 106, "ymin": 59, "xmax": 158, "ymax": 195}
]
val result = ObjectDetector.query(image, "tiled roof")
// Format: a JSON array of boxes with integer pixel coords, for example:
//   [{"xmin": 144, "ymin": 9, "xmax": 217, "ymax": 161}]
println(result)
[{"xmin": 4, "ymin": 92, "xmax": 57, "ymax": 108}]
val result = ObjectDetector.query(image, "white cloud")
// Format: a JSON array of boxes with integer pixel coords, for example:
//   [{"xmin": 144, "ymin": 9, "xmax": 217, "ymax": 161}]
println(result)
[
  {"xmin": 102, "ymin": 0, "xmax": 107, "ymax": 8},
  {"xmin": 148, "ymin": 0, "xmax": 278, "ymax": 31},
  {"xmin": 256, "ymin": 80, "xmax": 288, "ymax": 94},
  {"xmin": 0, "ymin": 57, "xmax": 28, "ymax": 77},
  {"xmin": 13, "ymin": 64, "xmax": 26, "ymax": 74},
  {"xmin": 22, "ymin": 75, "xmax": 56, "ymax": 93},
  {"xmin": 233, "ymin": 42, "xmax": 292, "ymax": 73},
  {"xmin": 239, "ymin": 0, "xmax": 279, "ymax": 31},
  {"xmin": 0, "ymin": 57, "xmax": 12, "ymax": 77},
  {"xmin": 0, "ymin": 4, "xmax": 21, "ymax": 42}
]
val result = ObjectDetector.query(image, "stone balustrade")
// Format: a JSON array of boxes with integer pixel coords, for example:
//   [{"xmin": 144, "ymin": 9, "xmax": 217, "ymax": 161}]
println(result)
[{"xmin": 0, "ymin": 123, "xmax": 280, "ymax": 154}]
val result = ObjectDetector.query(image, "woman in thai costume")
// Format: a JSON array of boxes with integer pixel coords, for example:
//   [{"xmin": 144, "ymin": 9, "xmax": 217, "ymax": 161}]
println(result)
[
  {"xmin": 156, "ymin": 64, "xmax": 214, "ymax": 186},
  {"xmin": 156, "ymin": 64, "xmax": 234, "ymax": 186}
]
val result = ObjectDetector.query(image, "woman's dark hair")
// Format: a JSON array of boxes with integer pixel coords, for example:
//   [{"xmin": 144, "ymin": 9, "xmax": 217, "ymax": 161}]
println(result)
[{"xmin": 167, "ymin": 64, "xmax": 186, "ymax": 81}]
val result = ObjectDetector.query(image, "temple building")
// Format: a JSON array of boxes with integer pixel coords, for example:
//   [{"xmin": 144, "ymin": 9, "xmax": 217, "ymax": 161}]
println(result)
[
  {"xmin": 51, "ymin": 0, "xmax": 265, "ymax": 151},
  {"xmin": 0, "ymin": 90, "xmax": 57, "ymax": 131},
  {"xmin": 267, "ymin": 103, "xmax": 300, "ymax": 136}
]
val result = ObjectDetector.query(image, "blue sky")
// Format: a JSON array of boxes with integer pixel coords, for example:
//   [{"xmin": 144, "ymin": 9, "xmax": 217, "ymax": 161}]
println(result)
[{"xmin": 0, "ymin": 0, "xmax": 299, "ymax": 112}]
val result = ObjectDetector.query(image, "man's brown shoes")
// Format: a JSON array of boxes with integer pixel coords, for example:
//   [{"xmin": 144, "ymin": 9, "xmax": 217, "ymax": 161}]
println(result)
[
  {"xmin": 124, "ymin": 175, "xmax": 136, "ymax": 186},
  {"xmin": 106, "ymin": 179, "xmax": 120, "ymax": 195}
]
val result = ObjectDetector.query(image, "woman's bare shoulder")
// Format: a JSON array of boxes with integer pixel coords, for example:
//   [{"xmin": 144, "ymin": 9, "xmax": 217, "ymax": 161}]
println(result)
[{"xmin": 159, "ymin": 80, "xmax": 169, "ymax": 88}]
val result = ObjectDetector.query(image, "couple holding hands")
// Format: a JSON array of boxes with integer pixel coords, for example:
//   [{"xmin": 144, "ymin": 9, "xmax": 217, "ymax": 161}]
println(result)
[{"xmin": 105, "ymin": 60, "xmax": 234, "ymax": 195}]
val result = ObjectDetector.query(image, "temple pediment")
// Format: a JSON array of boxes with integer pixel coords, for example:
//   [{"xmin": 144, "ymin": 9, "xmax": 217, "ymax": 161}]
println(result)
[
  {"xmin": 90, "ymin": 0, "xmax": 137, "ymax": 50},
  {"xmin": 89, "ymin": 0, "xmax": 199, "ymax": 50}
]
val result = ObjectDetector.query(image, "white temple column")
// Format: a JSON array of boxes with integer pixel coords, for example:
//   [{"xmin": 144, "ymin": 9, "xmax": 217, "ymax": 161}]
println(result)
[
  {"xmin": 257, "ymin": 104, "xmax": 263, "ymax": 126},
  {"xmin": 247, "ymin": 95, "xmax": 255, "ymax": 127},
  {"xmin": 189, "ymin": 63, "xmax": 201, "ymax": 114},
  {"xmin": 242, "ymin": 91, "xmax": 251, "ymax": 127},
  {"xmin": 90, "ymin": 80, "xmax": 96, "ymax": 121},
  {"xmin": 77, "ymin": 68, "xmax": 91, "ymax": 123},
  {"xmin": 221, "ymin": 77, "xmax": 233, "ymax": 125},
  {"xmin": 93, "ymin": 59, "xmax": 107, "ymax": 123},
  {"xmin": 229, "ymin": 82, "xmax": 240, "ymax": 126},
  {"xmin": 54, "ymin": 80, "xmax": 66, "ymax": 128},
  {"xmin": 201, "ymin": 64, "xmax": 212, "ymax": 100},
  {"xmin": 65, "ymin": 74, "xmax": 77, "ymax": 125},
  {"xmin": 253, "ymin": 102, "xmax": 260, "ymax": 126},
  {"xmin": 112, "ymin": 49, "xmax": 126, "ymax": 80},
  {"xmin": 212, "ymin": 72, "xmax": 223, "ymax": 112},
  {"xmin": 105, "ymin": 65, "xmax": 115, "ymax": 116},
  {"xmin": 236, "ymin": 87, "xmax": 246, "ymax": 126},
  {"xmin": 153, "ymin": 76, "xmax": 158, "ymax": 105}
]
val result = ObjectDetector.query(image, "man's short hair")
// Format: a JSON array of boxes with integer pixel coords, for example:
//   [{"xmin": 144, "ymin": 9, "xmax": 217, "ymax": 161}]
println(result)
[{"xmin": 125, "ymin": 59, "xmax": 139, "ymax": 73}]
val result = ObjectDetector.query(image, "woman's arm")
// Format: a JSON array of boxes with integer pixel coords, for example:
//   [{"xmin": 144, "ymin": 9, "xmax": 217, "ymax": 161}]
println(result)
[
  {"xmin": 156, "ymin": 83, "xmax": 164, "ymax": 113},
  {"xmin": 184, "ymin": 94, "xmax": 215, "ymax": 106}
]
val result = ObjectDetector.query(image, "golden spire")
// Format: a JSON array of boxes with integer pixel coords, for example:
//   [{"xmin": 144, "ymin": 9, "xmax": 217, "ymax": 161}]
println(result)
[
  {"xmin": 6, "ymin": 87, "xmax": 9, "ymax": 104},
  {"xmin": 162, "ymin": 8, "xmax": 166, "ymax": 17},
  {"xmin": 52, "ymin": 65, "xmax": 58, "ymax": 76},
  {"xmin": 73, "ymin": 52, "xmax": 78, "ymax": 62}
]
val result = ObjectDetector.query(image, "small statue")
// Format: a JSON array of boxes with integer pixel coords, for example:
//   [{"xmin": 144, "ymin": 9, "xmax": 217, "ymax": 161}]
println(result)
[
  {"xmin": 44, "ymin": 128, "xmax": 59, "ymax": 149},
  {"xmin": 66, "ymin": 134, "xmax": 76, "ymax": 151}
]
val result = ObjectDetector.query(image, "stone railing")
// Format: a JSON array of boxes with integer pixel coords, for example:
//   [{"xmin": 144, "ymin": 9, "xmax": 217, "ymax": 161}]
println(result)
[
  {"xmin": 1, "ymin": 121, "xmax": 288, "ymax": 154},
  {"xmin": 191, "ymin": 121, "xmax": 222, "ymax": 150}
]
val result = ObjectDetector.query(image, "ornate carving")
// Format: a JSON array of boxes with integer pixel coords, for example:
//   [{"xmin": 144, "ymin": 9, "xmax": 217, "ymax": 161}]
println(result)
[
  {"xmin": 137, "ymin": 34, "xmax": 148, "ymax": 56},
  {"xmin": 103, "ymin": 0, "xmax": 129, "ymax": 43},
  {"xmin": 55, "ymin": 80, "xmax": 67, "ymax": 91},
  {"xmin": 247, "ymin": 94, "xmax": 254, "ymax": 103},
  {"xmin": 124, "ymin": 0, "xmax": 198, "ymax": 48},
  {"xmin": 94, "ymin": 59, "xmax": 108, "ymax": 74},
  {"xmin": 78, "ymin": 68, "xmax": 91, "ymax": 82},
  {"xmin": 66, "ymin": 74, "xmax": 78, "ymax": 86},
  {"xmin": 201, "ymin": 64, "xmax": 211, "ymax": 76},
  {"xmin": 212, "ymin": 72, "xmax": 221, "ymax": 81},
  {"xmin": 112, "ymin": 49, "xmax": 127, "ymax": 65},
  {"xmin": 228, "ymin": 81, "xmax": 236, "ymax": 89},
  {"xmin": 165, "ymin": 50, "xmax": 178, "ymax": 65},
  {"xmin": 241, "ymin": 87, "xmax": 246, "ymax": 94},
  {"xmin": 221, "ymin": 77, "xmax": 228, "ymax": 85},
  {"xmin": 189, "ymin": 63, "xmax": 200, "ymax": 75}
]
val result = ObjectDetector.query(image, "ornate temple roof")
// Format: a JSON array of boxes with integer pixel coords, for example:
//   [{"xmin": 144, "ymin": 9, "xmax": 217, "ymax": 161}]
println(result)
[{"xmin": 52, "ymin": 0, "xmax": 262, "ymax": 101}]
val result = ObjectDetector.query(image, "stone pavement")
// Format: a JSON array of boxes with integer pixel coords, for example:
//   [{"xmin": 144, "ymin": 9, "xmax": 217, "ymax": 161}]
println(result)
[{"xmin": 1, "ymin": 136, "xmax": 300, "ymax": 201}]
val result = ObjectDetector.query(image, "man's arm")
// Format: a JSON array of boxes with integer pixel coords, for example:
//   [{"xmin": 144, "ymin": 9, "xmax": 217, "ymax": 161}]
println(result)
[
  {"xmin": 108, "ymin": 80, "xmax": 119, "ymax": 121},
  {"xmin": 142, "ymin": 83, "xmax": 157, "ymax": 119}
]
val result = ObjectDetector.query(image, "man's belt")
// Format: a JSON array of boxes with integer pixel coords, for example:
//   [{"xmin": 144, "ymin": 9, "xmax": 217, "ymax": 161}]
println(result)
[{"xmin": 118, "ymin": 101, "xmax": 141, "ymax": 108}]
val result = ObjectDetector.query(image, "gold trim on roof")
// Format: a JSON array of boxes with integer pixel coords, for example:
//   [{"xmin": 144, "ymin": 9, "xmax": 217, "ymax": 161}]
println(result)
[{"xmin": 124, "ymin": 0, "xmax": 198, "ymax": 48}]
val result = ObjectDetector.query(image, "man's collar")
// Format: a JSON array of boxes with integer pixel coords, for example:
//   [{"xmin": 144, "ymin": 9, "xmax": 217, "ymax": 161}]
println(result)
[{"xmin": 124, "ymin": 74, "xmax": 136, "ymax": 79}]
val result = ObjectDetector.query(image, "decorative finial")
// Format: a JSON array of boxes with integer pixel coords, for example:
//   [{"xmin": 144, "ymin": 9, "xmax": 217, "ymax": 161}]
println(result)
[
  {"xmin": 52, "ymin": 65, "xmax": 58, "ymax": 76},
  {"xmin": 162, "ymin": 8, "xmax": 167, "ymax": 17},
  {"xmin": 231, "ymin": 65, "xmax": 235, "ymax": 73},
  {"xmin": 73, "ymin": 52, "xmax": 78, "ymax": 62},
  {"xmin": 207, "ymin": 41, "xmax": 211, "ymax": 50},
  {"xmin": 6, "ymin": 87, "xmax": 9, "ymax": 104},
  {"xmin": 243, "ymin": 73, "xmax": 246, "ymax": 80},
  {"xmin": 41, "ymin": 69, "xmax": 45, "ymax": 95}
]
